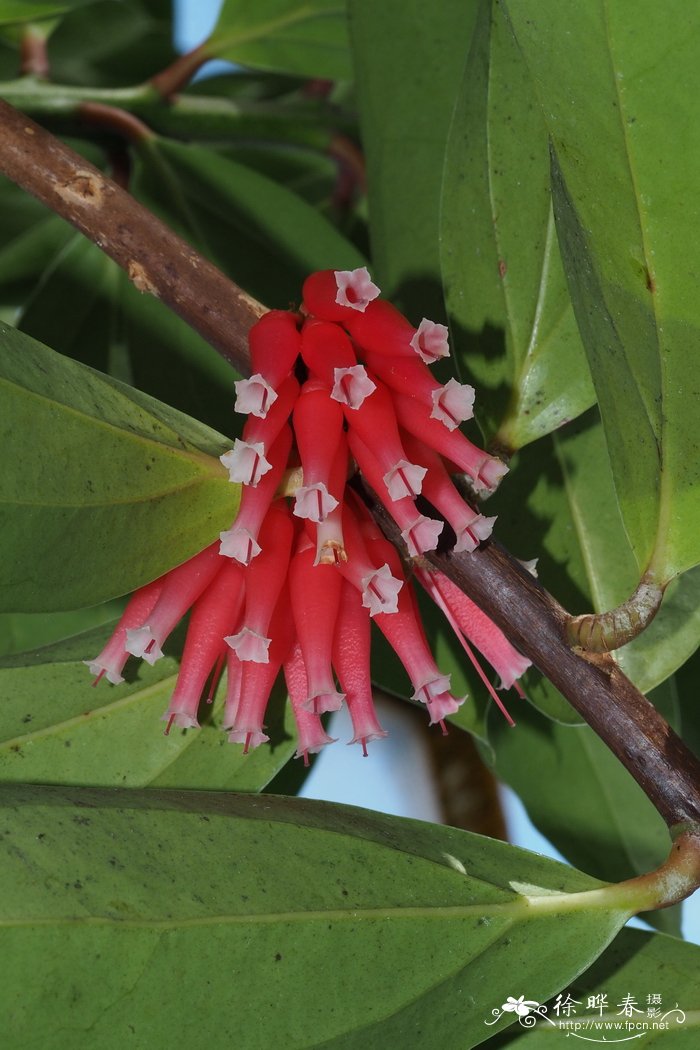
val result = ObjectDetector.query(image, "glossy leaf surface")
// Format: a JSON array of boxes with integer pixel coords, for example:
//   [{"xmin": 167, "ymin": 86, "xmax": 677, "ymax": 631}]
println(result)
[
  {"xmin": 0, "ymin": 322, "xmax": 237, "ymax": 611},
  {"xmin": 0, "ymin": 625, "xmax": 296, "ymax": 790},
  {"xmin": 0, "ymin": 785, "xmax": 635, "ymax": 1049},
  {"xmin": 350, "ymin": 0, "xmax": 478, "ymax": 321},
  {"xmin": 208, "ymin": 0, "xmax": 351, "ymax": 80},
  {"xmin": 441, "ymin": 0, "xmax": 595, "ymax": 448},
  {"xmin": 506, "ymin": 0, "xmax": 700, "ymax": 581}
]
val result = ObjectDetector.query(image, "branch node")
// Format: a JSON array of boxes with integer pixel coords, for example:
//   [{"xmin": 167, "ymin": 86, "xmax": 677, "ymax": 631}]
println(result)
[{"xmin": 566, "ymin": 575, "xmax": 664, "ymax": 652}]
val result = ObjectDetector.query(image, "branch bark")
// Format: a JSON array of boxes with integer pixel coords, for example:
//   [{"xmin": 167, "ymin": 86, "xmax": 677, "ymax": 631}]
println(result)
[{"xmin": 1, "ymin": 98, "xmax": 699, "ymax": 834}]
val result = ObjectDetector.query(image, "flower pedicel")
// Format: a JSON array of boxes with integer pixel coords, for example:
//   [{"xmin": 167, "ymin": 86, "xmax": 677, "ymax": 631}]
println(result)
[{"xmin": 86, "ymin": 267, "xmax": 531, "ymax": 760}]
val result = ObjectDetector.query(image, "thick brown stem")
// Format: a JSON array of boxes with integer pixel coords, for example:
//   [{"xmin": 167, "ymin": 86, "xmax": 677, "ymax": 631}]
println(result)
[
  {"xmin": 0, "ymin": 99, "xmax": 261, "ymax": 371},
  {"xmin": 0, "ymin": 97, "xmax": 698, "ymax": 835}
]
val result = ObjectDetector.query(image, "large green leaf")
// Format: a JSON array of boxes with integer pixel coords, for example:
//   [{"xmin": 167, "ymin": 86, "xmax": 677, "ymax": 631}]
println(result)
[
  {"xmin": 207, "ymin": 0, "xmax": 351, "ymax": 81},
  {"xmin": 46, "ymin": 0, "xmax": 176, "ymax": 86},
  {"xmin": 0, "ymin": 624, "xmax": 297, "ymax": 790},
  {"xmin": 0, "ymin": 602, "xmax": 123, "ymax": 659},
  {"xmin": 441, "ymin": 0, "xmax": 595, "ymax": 448},
  {"xmin": 553, "ymin": 413, "xmax": 700, "ymax": 694},
  {"xmin": 1, "ymin": 785, "xmax": 645, "ymax": 1049},
  {"xmin": 0, "ymin": 322, "xmax": 238, "ymax": 611},
  {"xmin": 0, "ymin": 1, "xmax": 90, "ymax": 26},
  {"xmin": 349, "ymin": 0, "xmax": 478, "ymax": 321},
  {"xmin": 486, "ymin": 927, "xmax": 700, "ymax": 1048},
  {"xmin": 489, "ymin": 685, "xmax": 679, "ymax": 929},
  {"xmin": 133, "ymin": 137, "xmax": 364, "ymax": 307},
  {"xmin": 505, "ymin": 0, "xmax": 700, "ymax": 583}
]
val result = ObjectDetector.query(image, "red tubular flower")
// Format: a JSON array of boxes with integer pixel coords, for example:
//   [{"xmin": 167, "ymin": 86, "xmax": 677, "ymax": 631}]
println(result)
[
  {"xmin": 364, "ymin": 350, "xmax": 474, "ymax": 430},
  {"xmin": 391, "ymin": 388, "xmax": 508, "ymax": 493},
  {"xmin": 85, "ymin": 577, "xmax": 163, "ymax": 684},
  {"xmin": 125, "ymin": 543, "xmax": 222, "ymax": 664},
  {"xmin": 219, "ymin": 424, "xmax": 293, "ymax": 565},
  {"xmin": 292, "ymin": 381, "xmax": 345, "ymax": 523},
  {"xmin": 333, "ymin": 579, "xmax": 388, "ymax": 753},
  {"xmin": 234, "ymin": 310, "xmax": 302, "ymax": 418},
  {"xmin": 162, "ymin": 559, "xmax": 245, "ymax": 732},
  {"xmin": 300, "ymin": 318, "xmax": 376, "ymax": 410},
  {"xmin": 344, "ymin": 378, "xmax": 426, "ymax": 501},
  {"xmin": 288, "ymin": 534, "xmax": 345, "ymax": 713},
  {"xmin": 89, "ymin": 266, "xmax": 529, "ymax": 761},
  {"xmin": 220, "ymin": 374, "xmax": 299, "ymax": 486},
  {"xmin": 225, "ymin": 501, "xmax": 293, "ymax": 664},
  {"xmin": 347, "ymin": 430, "xmax": 443, "ymax": 556}
]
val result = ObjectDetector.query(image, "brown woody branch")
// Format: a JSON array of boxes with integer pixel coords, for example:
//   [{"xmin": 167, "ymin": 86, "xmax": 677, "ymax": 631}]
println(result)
[{"xmin": 1, "ymin": 98, "xmax": 699, "ymax": 836}]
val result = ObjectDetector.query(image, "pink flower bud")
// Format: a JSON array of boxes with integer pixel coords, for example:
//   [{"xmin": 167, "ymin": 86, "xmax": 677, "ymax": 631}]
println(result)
[
  {"xmin": 234, "ymin": 374, "xmax": 278, "ymax": 418},
  {"xmin": 336, "ymin": 502, "xmax": 404, "ymax": 615}
]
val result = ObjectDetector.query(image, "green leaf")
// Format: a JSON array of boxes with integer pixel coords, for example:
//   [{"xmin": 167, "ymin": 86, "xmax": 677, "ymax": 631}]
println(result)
[
  {"xmin": 208, "ymin": 0, "xmax": 352, "ymax": 81},
  {"xmin": 350, "ymin": 0, "xmax": 478, "ymax": 319},
  {"xmin": 0, "ymin": 785, "xmax": 639, "ymax": 1048},
  {"xmin": 0, "ymin": 1, "xmax": 90, "ymax": 27},
  {"xmin": 487, "ymin": 927, "xmax": 700, "ymax": 1048},
  {"xmin": 505, "ymin": 0, "xmax": 700, "ymax": 582},
  {"xmin": 0, "ymin": 322, "xmax": 238, "ymax": 611},
  {"xmin": 553, "ymin": 412, "xmax": 700, "ymax": 694},
  {"xmin": 47, "ymin": 0, "xmax": 176, "ymax": 86},
  {"xmin": 133, "ymin": 137, "xmax": 365, "ymax": 307},
  {"xmin": 489, "ymin": 683, "xmax": 679, "ymax": 934},
  {"xmin": 0, "ymin": 625, "xmax": 297, "ymax": 789},
  {"xmin": 488, "ymin": 410, "xmax": 700, "ymax": 705},
  {"xmin": 441, "ymin": 0, "xmax": 595, "ymax": 448},
  {"xmin": 0, "ymin": 602, "xmax": 123, "ymax": 659}
]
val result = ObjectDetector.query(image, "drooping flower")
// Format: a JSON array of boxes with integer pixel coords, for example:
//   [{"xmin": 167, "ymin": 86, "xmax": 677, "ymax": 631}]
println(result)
[{"xmin": 87, "ymin": 267, "xmax": 530, "ymax": 757}]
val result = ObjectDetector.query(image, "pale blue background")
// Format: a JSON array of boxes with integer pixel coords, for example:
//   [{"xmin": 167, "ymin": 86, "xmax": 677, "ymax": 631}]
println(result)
[{"xmin": 174, "ymin": 0, "xmax": 699, "ymax": 945}]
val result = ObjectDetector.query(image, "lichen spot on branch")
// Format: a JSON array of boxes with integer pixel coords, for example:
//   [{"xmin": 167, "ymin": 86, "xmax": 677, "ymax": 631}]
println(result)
[
  {"xmin": 128, "ymin": 260, "xmax": 159, "ymax": 296},
  {"xmin": 57, "ymin": 169, "xmax": 104, "ymax": 206}
]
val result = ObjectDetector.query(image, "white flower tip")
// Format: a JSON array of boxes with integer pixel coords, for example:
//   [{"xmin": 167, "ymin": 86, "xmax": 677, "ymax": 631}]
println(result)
[
  {"xmin": 410, "ymin": 318, "xmax": 450, "ymax": 363},
  {"xmin": 412, "ymin": 673, "xmax": 452, "ymax": 704},
  {"xmin": 219, "ymin": 526, "xmax": 261, "ymax": 565},
  {"xmin": 224, "ymin": 628, "xmax": 271, "ymax": 663},
  {"xmin": 498, "ymin": 653, "xmax": 532, "ymax": 690},
  {"xmin": 361, "ymin": 564, "xmax": 403, "ymax": 616},
  {"xmin": 293, "ymin": 482, "xmax": 339, "ymax": 524},
  {"xmin": 331, "ymin": 365, "xmax": 376, "ymax": 409},
  {"xmin": 519, "ymin": 557, "xmax": 539, "ymax": 578},
  {"xmin": 401, "ymin": 515, "xmax": 443, "ymax": 556},
  {"xmin": 294, "ymin": 732, "xmax": 336, "ymax": 759},
  {"xmin": 430, "ymin": 379, "xmax": 475, "ymax": 430},
  {"xmin": 83, "ymin": 659, "xmax": 124, "ymax": 685},
  {"xmin": 220, "ymin": 440, "xmax": 272, "ymax": 487},
  {"xmin": 303, "ymin": 688, "xmax": 346, "ymax": 715},
  {"xmin": 384, "ymin": 459, "xmax": 427, "ymax": 501},
  {"xmin": 227, "ymin": 728, "xmax": 270, "ymax": 750},
  {"xmin": 426, "ymin": 691, "xmax": 466, "ymax": 725},
  {"xmin": 162, "ymin": 709, "xmax": 200, "ymax": 730},
  {"xmin": 474, "ymin": 457, "xmax": 509, "ymax": 494},
  {"xmin": 234, "ymin": 375, "xmax": 278, "ymax": 418},
  {"xmin": 334, "ymin": 267, "xmax": 380, "ymax": 312},
  {"xmin": 125, "ymin": 626, "xmax": 163, "ymax": 664},
  {"xmin": 453, "ymin": 514, "xmax": 497, "ymax": 553}
]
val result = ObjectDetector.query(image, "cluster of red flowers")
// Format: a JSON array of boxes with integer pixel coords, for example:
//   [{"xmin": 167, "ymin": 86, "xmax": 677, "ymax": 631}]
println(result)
[{"xmin": 86, "ymin": 268, "xmax": 530, "ymax": 760}]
